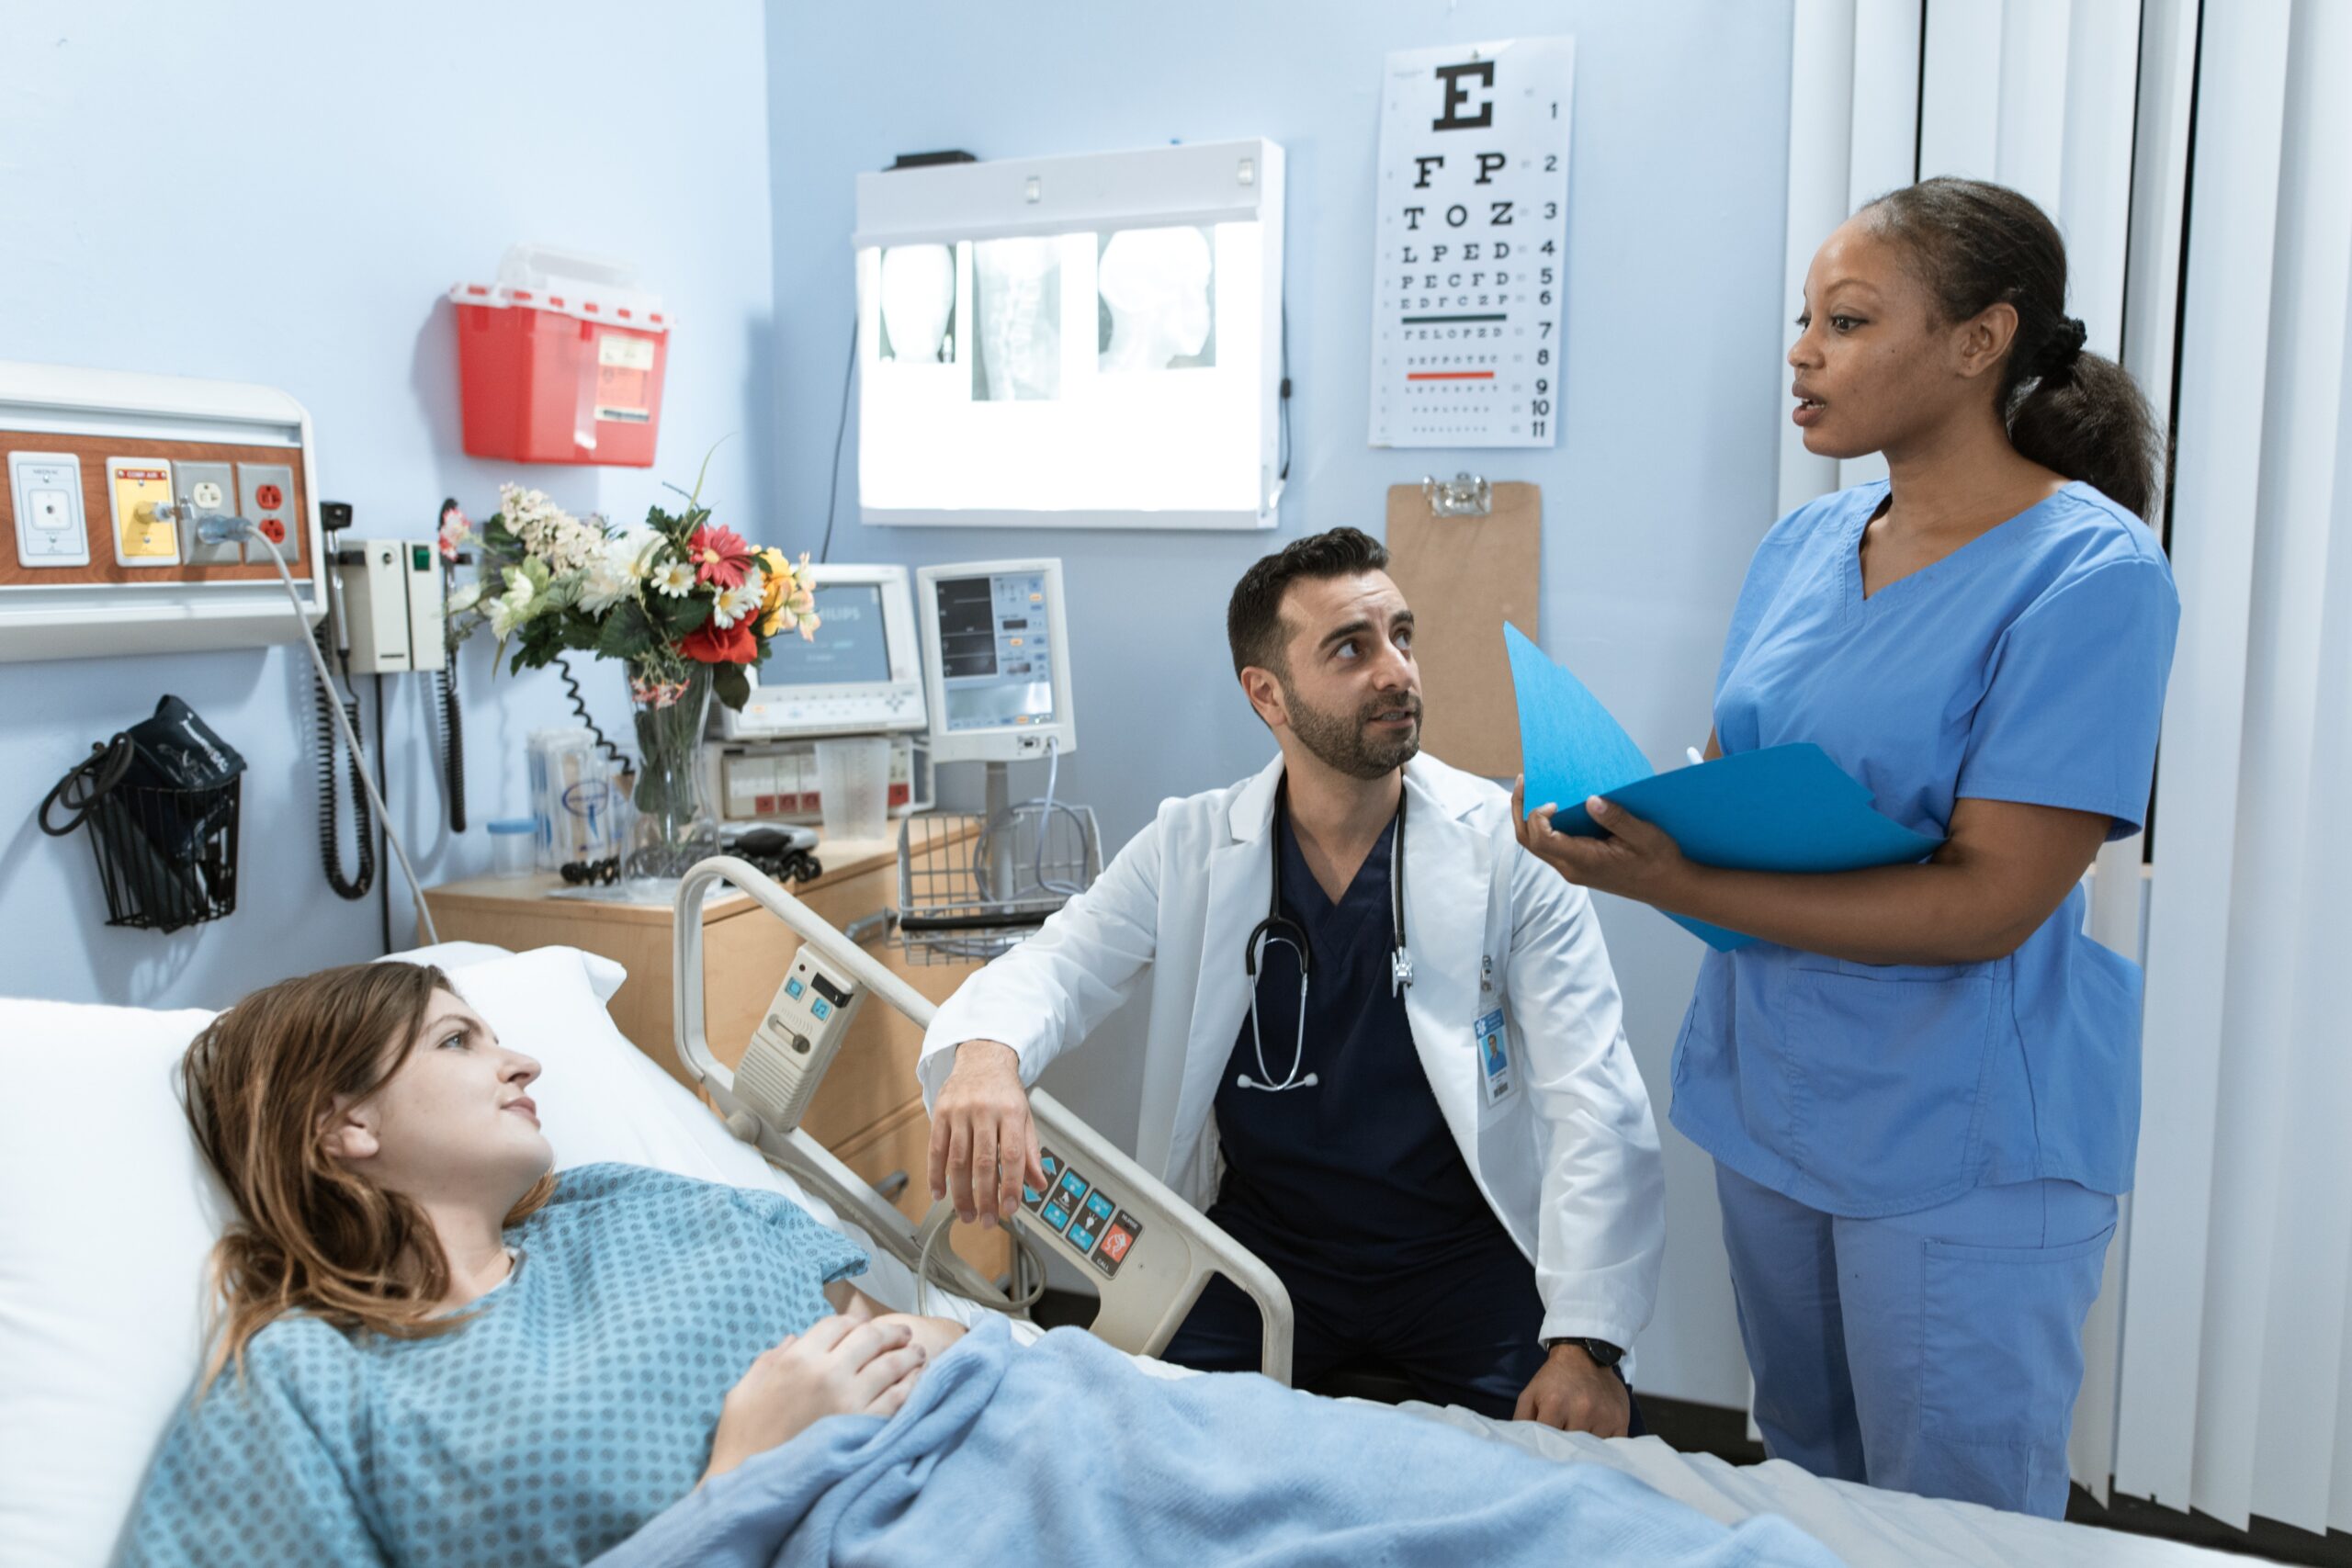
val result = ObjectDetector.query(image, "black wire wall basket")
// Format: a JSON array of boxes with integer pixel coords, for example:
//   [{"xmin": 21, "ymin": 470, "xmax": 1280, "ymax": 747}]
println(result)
[{"xmin": 39, "ymin": 697, "xmax": 247, "ymax": 933}]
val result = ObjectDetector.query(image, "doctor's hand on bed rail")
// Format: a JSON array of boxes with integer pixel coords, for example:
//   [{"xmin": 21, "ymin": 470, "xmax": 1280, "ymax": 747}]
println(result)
[
  {"xmin": 929, "ymin": 1040, "xmax": 1048, "ymax": 1227},
  {"xmin": 701, "ymin": 1315, "xmax": 932, "ymax": 1485}
]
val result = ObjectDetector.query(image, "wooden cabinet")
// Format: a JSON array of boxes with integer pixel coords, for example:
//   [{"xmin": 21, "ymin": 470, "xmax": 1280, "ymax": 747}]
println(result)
[{"xmin": 422, "ymin": 828, "xmax": 1007, "ymax": 1279}]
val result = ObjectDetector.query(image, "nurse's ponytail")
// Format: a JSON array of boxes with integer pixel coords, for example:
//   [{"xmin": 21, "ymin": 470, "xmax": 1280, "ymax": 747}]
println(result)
[{"xmin": 1864, "ymin": 178, "xmax": 2162, "ymax": 520}]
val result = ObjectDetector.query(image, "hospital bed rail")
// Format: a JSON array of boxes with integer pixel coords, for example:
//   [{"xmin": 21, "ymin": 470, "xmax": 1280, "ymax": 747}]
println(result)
[{"xmin": 673, "ymin": 855, "xmax": 1295, "ymax": 1384}]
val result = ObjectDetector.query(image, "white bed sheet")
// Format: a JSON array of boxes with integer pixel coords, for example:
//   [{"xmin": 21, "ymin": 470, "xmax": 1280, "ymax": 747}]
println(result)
[{"xmin": 1402, "ymin": 1402, "xmax": 2244, "ymax": 1568}]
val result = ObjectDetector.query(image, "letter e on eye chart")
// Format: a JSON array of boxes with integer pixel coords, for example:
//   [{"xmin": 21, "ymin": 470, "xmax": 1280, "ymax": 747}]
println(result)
[{"xmin": 1368, "ymin": 37, "xmax": 1575, "ymax": 449}]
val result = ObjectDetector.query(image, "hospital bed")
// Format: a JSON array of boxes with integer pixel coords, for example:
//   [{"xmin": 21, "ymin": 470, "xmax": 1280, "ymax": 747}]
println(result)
[{"xmin": 0, "ymin": 895, "xmax": 2240, "ymax": 1568}]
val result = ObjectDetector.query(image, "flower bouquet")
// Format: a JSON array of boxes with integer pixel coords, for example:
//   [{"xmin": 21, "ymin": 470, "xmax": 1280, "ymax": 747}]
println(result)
[{"xmin": 445, "ymin": 469, "xmax": 818, "ymax": 878}]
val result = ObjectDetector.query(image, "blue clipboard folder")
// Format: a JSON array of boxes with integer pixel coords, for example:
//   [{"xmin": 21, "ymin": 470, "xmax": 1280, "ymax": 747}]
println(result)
[{"xmin": 1505, "ymin": 626, "xmax": 1943, "ymax": 952}]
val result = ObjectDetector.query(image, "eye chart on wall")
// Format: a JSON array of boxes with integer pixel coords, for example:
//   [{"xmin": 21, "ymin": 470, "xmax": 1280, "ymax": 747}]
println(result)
[{"xmin": 1368, "ymin": 37, "xmax": 1575, "ymax": 449}]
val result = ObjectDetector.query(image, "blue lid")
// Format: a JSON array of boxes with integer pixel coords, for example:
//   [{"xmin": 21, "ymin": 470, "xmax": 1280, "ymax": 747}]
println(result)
[{"xmin": 487, "ymin": 818, "xmax": 537, "ymax": 834}]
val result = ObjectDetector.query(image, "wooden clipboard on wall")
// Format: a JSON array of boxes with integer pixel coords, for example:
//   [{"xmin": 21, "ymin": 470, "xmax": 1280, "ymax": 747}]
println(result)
[{"xmin": 1384, "ymin": 475, "xmax": 1541, "ymax": 780}]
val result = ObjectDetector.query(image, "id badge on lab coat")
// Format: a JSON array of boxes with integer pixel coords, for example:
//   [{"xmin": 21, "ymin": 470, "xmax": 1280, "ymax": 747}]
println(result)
[{"xmin": 1475, "ymin": 1008, "xmax": 1515, "ymax": 1106}]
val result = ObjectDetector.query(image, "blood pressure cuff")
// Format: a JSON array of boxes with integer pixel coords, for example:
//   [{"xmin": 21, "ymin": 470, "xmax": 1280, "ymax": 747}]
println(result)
[{"xmin": 119, "ymin": 695, "xmax": 245, "ymax": 864}]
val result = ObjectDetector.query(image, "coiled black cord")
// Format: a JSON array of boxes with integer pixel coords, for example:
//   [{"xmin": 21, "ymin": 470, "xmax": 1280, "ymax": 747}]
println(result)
[
  {"xmin": 437, "ymin": 660, "xmax": 467, "ymax": 832},
  {"xmin": 314, "ymin": 623, "xmax": 376, "ymax": 900},
  {"xmin": 552, "ymin": 656, "xmax": 627, "ymax": 767}
]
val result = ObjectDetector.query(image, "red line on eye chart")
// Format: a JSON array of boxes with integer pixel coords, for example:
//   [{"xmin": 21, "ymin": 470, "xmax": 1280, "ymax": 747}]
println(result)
[{"xmin": 1406, "ymin": 371, "xmax": 1496, "ymax": 381}]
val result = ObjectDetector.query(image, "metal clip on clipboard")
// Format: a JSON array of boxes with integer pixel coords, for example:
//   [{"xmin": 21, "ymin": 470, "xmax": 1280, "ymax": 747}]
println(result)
[{"xmin": 1420, "ymin": 471, "xmax": 1492, "ymax": 517}]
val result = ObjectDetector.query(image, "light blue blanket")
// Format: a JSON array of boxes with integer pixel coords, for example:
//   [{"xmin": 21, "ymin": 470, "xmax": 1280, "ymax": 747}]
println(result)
[{"xmin": 594, "ymin": 1318, "xmax": 1843, "ymax": 1568}]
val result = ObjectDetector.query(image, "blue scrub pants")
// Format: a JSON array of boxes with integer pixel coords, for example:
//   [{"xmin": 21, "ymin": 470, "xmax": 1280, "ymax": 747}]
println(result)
[{"xmin": 1713, "ymin": 1162, "xmax": 2115, "ymax": 1518}]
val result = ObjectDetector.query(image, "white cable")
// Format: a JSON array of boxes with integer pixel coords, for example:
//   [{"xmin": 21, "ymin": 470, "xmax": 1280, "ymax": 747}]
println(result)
[{"xmin": 222, "ymin": 519, "xmax": 440, "ymax": 946}]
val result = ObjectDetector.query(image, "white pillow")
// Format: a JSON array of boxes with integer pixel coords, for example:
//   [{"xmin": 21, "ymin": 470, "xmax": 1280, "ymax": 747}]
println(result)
[{"xmin": 0, "ymin": 943, "xmax": 956, "ymax": 1568}]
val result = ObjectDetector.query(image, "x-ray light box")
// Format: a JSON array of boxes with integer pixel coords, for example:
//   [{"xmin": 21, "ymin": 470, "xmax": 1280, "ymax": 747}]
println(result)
[{"xmin": 854, "ymin": 139, "xmax": 1285, "ymax": 532}]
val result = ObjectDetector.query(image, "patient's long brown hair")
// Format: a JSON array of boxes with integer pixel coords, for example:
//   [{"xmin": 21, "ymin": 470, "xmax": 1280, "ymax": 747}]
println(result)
[{"xmin": 178, "ymin": 962, "xmax": 555, "ymax": 1391}]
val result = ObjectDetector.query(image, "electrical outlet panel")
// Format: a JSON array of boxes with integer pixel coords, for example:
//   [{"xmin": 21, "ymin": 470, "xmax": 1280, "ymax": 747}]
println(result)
[
  {"xmin": 175, "ymin": 460, "xmax": 240, "ymax": 565},
  {"xmin": 235, "ymin": 461, "xmax": 300, "ymax": 564}
]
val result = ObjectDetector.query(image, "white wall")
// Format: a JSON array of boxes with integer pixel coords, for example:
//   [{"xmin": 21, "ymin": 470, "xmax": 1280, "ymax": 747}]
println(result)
[
  {"xmin": 0, "ymin": 1, "xmax": 776, "ymax": 1005},
  {"xmin": 763, "ymin": 0, "xmax": 1794, "ymax": 1404}
]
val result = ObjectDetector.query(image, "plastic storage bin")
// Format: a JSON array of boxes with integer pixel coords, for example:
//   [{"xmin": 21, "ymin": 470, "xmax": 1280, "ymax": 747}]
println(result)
[{"xmin": 450, "ymin": 244, "xmax": 669, "ymax": 466}]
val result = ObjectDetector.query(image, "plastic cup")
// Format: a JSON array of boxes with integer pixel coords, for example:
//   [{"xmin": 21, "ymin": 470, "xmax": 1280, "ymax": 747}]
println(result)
[
  {"xmin": 814, "ymin": 736, "xmax": 892, "ymax": 843},
  {"xmin": 488, "ymin": 818, "xmax": 537, "ymax": 876}
]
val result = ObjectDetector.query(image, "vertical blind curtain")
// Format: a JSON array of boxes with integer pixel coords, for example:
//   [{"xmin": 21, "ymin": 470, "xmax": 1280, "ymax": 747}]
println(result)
[
  {"xmin": 2118, "ymin": 0, "xmax": 2352, "ymax": 1534},
  {"xmin": 1781, "ymin": 0, "xmax": 2352, "ymax": 1530}
]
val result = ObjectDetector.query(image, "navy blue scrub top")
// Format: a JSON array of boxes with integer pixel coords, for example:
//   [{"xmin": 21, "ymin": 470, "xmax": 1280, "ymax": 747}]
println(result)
[{"xmin": 1212, "ymin": 810, "xmax": 1514, "ymax": 1277}]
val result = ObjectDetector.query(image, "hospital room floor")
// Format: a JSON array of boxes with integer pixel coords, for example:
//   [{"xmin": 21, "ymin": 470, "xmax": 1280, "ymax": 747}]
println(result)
[{"xmin": 1031, "ymin": 1290, "xmax": 2329, "ymax": 1565}]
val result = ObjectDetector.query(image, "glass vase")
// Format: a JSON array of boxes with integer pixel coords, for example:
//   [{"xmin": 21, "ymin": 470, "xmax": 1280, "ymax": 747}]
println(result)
[{"xmin": 622, "ymin": 655, "xmax": 718, "ymax": 881}]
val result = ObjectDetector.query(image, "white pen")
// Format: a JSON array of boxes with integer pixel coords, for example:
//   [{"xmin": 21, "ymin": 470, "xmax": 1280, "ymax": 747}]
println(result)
[{"xmin": 1686, "ymin": 747, "xmax": 1705, "ymax": 767}]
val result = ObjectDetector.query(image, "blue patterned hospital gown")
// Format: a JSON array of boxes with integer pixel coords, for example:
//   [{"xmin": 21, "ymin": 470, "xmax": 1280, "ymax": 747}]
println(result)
[{"xmin": 119, "ymin": 1164, "xmax": 867, "ymax": 1567}]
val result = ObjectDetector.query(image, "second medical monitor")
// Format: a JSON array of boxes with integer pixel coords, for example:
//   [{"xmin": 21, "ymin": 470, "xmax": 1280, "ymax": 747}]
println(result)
[{"xmin": 915, "ymin": 558, "xmax": 1077, "ymax": 763}]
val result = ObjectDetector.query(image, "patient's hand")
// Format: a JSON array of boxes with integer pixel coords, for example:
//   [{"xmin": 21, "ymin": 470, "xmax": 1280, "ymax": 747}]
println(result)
[
  {"xmin": 701, "ymin": 1316, "xmax": 929, "ymax": 1484},
  {"xmin": 930, "ymin": 1040, "xmax": 1046, "ymax": 1227},
  {"xmin": 871, "ymin": 1311, "xmax": 967, "ymax": 1364}
]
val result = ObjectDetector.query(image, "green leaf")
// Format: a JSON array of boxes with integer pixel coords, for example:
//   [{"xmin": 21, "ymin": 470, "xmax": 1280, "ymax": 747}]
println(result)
[
  {"xmin": 597, "ymin": 600, "xmax": 655, "ymax": 660},
  {"xmin": 714, "ymin": 661, "xmax": 752, "ymax": 711}
]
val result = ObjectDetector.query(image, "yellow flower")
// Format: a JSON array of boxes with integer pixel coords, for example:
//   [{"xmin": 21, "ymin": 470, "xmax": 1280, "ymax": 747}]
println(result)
[{"xmin": 755, "ymin": 549, "xmax": 820, "ymax": 638}]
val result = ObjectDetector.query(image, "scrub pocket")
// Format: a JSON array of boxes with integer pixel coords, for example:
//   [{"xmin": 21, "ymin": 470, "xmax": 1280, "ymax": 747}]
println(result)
[
  {"xmin": 1781, "ymin": 961, "xmax": 1996, "ymax": 1208},
  {"xmin": 1918, "ymin": 1221, "xmax": 2116, "ymax": 1451}
]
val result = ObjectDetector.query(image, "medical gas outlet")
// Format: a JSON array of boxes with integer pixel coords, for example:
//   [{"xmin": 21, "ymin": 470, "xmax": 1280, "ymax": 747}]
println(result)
[{"xmin": 734, "ymin": 953, "xmax": 866, "ymax": 1135}]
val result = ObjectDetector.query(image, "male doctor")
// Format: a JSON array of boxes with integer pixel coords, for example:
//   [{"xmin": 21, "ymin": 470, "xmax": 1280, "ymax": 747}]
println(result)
[{"xmin": 920, "ymin": 528, "xmax": 1665, "ymax": 1433}]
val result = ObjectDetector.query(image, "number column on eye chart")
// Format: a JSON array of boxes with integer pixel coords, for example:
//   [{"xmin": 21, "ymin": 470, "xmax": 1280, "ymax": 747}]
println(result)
[{"xmin": 1367, "ymin": 39, "xmax": 1574, "ymax": 450}]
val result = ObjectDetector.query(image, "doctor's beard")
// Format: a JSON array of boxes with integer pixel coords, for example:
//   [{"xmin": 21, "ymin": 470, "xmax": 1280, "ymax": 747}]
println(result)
[{"xmin": 1283, "ymin": 682, "xmax": 1422, "ymax": 781}]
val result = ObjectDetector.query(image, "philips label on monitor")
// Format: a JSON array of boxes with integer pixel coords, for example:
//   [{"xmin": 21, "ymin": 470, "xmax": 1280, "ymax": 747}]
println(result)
[{"xmin": 766, "ymin": 583, "xmax": 893, "ymax": 686}]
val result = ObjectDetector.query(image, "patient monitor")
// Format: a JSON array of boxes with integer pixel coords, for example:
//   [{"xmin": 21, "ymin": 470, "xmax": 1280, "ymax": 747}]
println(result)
[
  {"xmin": 915, "ymin": 558, "xmax": 1076, "ymax": 764},
  {"xmin": 673, "ymin": 857, "xmax": 1294, "ymax": 1382},
  {"xmin": 716, "ymin": 563, "xmax": 927, "ymax": 740}
]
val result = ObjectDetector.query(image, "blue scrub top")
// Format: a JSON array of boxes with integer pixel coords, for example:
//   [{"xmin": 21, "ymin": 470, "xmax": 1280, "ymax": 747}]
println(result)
[
  {"xmin": 1671, "ymin": 479, "xmax": 2180, "ymax": 1217},
  {"xmin": 1213, "ymin": 812, "xmax": 1517, "ymax": 1278}
]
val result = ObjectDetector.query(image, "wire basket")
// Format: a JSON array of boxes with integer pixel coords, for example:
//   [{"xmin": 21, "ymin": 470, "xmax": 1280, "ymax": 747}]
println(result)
[
  {"xmin": 40, "ymin": 739, "xmax": 243, "ymax": 933},
  {"xmin": 896, "ymin": 804, "xmax": 1102, "ymax": 964}
]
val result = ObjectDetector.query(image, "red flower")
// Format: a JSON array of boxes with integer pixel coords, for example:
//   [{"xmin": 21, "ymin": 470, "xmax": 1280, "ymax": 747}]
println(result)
[
  {"xmin": 681, "ymin": 616, "xmax": 756, "ymax": 666},
  {"xmin": 686, "ymin": 524, "xmax": 753, "ymax": 589}
]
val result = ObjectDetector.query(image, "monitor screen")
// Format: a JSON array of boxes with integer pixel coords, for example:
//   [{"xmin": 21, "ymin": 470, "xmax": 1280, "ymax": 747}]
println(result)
[
  {"xmin": 933, "ymin": 571, "xmax": 1056, "ymax": 731},
  {"xmin": 760, "ymin": 583, "xmax": 892, "ymax": 686}
]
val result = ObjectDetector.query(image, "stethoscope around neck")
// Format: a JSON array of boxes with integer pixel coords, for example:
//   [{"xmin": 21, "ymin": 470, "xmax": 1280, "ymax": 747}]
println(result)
[{"xmin": 1235, "ymin": 784, "xmax": 1412, "ymax": 1093}]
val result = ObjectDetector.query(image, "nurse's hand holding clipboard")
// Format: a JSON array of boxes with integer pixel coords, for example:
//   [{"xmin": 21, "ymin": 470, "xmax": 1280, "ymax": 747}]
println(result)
[
  {"xmin": 1508, "ymin": 784, "xmax": 1695, "ymax": 916},
  {"xmin": 1508, "ymin": 769, "xmax": 2110, "ymax": 970}
]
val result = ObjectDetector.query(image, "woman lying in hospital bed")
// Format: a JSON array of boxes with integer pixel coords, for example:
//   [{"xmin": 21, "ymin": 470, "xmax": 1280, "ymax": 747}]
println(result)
[{"xmin": 117, "ymin": 959, "xmax": 1833, "ymax": 1568}]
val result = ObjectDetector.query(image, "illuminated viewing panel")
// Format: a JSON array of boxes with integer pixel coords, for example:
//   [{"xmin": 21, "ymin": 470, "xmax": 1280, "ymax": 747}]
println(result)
[{"xmin": 854, "ymin": 140, "xmax": 1285, "ymax": 531}]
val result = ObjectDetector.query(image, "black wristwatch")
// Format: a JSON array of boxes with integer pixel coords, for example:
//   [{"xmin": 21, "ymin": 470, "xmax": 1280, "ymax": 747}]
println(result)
[{"xmin": 1545, "ymin": 1336, "xmax": 1623, "ymax": 1369}]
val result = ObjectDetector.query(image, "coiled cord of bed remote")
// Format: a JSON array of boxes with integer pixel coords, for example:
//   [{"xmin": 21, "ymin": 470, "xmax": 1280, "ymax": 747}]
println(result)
[{"xmin": 914, "ymin": 1205, "xmax": 1048, "ymax": 1320}]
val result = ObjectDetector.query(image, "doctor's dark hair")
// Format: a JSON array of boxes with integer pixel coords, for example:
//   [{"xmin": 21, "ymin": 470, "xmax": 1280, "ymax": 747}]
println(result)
[
  {"xmin": 177, "ymin": 962, "xmax": 556, "ymax": 1393},
  {"xmin": 1227, "ymin": 526, "xmax": 1392, "ymax": 680},
  {"xmin": 1862, "ymin": 176, "xmax": 2162, "ymax": 520}
]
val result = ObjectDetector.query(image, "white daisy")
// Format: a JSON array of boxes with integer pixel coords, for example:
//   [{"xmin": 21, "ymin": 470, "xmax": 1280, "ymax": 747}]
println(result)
[
  {"xmin": 712, "ymin": 570, "xmax": 765, "ymax": 628},
  {"xmin": 651, "ymin": 560, "xmax": 697, "ymax": 598}
]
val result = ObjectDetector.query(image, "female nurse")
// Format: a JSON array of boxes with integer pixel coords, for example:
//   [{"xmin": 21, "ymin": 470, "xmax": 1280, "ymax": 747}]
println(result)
[{"xmin": 1511, "ymin": 176, "xmax": 2180, "ymax": 1519}]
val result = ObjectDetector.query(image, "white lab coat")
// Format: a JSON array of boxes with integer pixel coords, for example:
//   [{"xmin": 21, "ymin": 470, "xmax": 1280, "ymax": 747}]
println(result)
[{"xmin": 917, "ymin": 751, "xmax": 1666, "ymax": 1350}]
